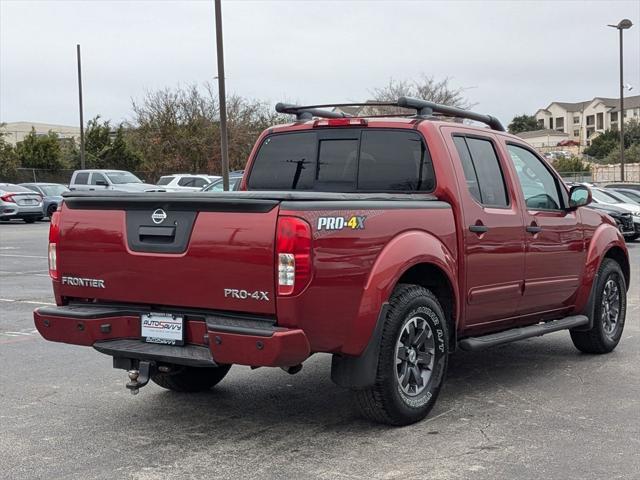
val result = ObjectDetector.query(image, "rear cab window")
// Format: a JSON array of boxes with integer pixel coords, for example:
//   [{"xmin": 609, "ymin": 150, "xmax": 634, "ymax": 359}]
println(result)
[
  {"xmin": 157, "ymin": 176, "xmax": 174, "ymax": 186},
  {"xmin": 247, "ymin": 129, "xmax": 435, "ymax": 192}
]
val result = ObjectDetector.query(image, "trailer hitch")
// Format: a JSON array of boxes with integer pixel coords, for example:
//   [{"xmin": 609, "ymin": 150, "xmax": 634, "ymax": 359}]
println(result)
[{"xmin": 126, "ymin": 361, "xmax": 155, "ymax": 395}]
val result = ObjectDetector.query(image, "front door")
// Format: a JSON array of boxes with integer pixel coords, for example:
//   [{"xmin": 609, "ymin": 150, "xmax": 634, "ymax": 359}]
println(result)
[
  {"xmin": 505, "ymin": 143, "xmax": 585, "ymax": 317},
  {"xmin": 446, "ymin": 130, "xmax": 526, "ymax": 331}
]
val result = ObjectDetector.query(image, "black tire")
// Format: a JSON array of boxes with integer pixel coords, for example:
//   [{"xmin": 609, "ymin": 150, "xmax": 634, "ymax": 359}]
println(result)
[
  {"xmin": 0, "ymin": 218, "xmax": 9, "ymax": 222},
  {"xmin": 151, "ymin": 364, "xmax": 231, "ymax": 392},
  {"xmin": 24, "ymin": 218, "xmax": 36, "ymax": 224},
  {"xmin": 570, "ymin": 258, "xmax": 627, "ymax": 354},
  {"xmin": 626, "ymin": 234, "xmax": 639, "ymax": 242},
  {"xmin": 354, "ymin": 284, "xmax": 449, "ymax": 426},
  {"xmin": 47, "ymin": 204, "xmax": 58, "ymax": 217}
]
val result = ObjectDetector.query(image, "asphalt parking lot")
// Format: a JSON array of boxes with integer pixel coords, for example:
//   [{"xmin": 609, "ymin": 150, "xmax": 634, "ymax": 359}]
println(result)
[{"xmin": 1, "ymin": 221, "xmax": 638, "ymax": 480}]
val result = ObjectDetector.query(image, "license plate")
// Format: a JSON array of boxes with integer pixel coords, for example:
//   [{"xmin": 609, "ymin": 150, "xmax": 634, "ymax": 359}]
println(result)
[
  {"xmin": 141, "ymin": 313, "xmax": 184, "ymax": 346},
  {"xmin": 20, "ymin": 199, "xmax": 36, "ymax": 205}
]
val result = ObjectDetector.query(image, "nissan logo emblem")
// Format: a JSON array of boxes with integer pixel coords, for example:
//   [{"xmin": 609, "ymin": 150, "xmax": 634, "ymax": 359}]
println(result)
[{"xmin": 151, "ymin": 209, "xmax": 167, "ymax": 224}]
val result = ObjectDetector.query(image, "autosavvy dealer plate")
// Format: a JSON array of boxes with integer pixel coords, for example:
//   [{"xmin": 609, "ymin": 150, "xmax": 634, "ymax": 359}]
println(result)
[{"xmin": 141, "ymin": 313, "xmax": 184, "ymax": 346}]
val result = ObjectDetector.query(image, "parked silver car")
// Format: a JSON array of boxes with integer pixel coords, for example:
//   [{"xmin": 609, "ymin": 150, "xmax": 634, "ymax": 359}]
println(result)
[
  {"xmin": 0, "ymin": 183, "xmax": 44, "ymax": 223},
  {"xmin": 69, "ymin": 170, "xmax": 158, "ymax": 192},
  {"xmin": 19, "ymin": 182, "xmax": 69, "ymax": 218}
]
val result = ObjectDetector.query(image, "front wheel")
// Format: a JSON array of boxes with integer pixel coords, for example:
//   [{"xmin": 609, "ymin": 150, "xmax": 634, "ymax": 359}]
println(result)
[
  {"xmin": 151, "ymin": 364, "xmax": 231, "ymax": 392},
  {"xmin": 354, "ymin": 284, "xmax": 449, "ymax": 426},
  {"xmin": 24, "ymin": 218, "xmax": 36, "ymax": 224},
  {"xmin": 570, "ymin": 258, "xmax": 627, "ymax": 354}
]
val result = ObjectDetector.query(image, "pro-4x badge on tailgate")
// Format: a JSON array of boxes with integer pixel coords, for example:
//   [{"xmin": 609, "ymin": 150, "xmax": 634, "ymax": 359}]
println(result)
[{"xmin": 317, "ymin": 215, "xmax": 365, "ymax": 231}]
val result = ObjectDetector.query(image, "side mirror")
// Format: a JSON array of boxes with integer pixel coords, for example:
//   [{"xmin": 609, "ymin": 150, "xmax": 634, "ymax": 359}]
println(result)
[
  {"xmin": 95, "ymin": 180, "xmax": 108, "ymax": 187},
  {"xmin": 568, "ymin": 185, "xmax": 591, "ymax": 210}
]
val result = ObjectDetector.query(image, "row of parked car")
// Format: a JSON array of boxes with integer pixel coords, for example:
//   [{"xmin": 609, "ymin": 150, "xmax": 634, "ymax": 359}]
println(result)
[
  {"xmin": 2, "ymin": 170, "xmax": 640, "ymax": 241},
  {"xmin": 576, "ymin": 183, "xmax": 640, "ymax": 242},
  {"xmin": 0, "ymin": 169, "xmax": 244, "ymax": 223}
]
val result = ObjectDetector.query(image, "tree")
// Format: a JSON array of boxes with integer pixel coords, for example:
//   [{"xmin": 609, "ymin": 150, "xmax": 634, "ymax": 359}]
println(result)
[
  {"xmin": 368, "ymin": 75, "xmax": 473, "ymax": 115},
  {"xmin": 604, "ymin": 142, "xmax": 640, "ymax": 165},
  {"xmin": 80, "ymin": 116, "xmax": 141, "ymax": 171},
  {"xmin": 553, "ymin": 156, "xmax": 590, "ymax": 173},
  {"xmin": 508, "ymin": 114, "xmax": 541, "ymax": 134},
  {"xmin": 127, "ymin": 84, "xmax": 284, "ymax": 177},
  {"xmin": 16, "ymin": 128, "xmax": 64, "ymax": 170},
  {"xmin": 584, "ymin": 119, "xmax": 640, "ymax": 161},
  {"xmin": 0, "ymin": 125, "xmax": 19, "ymax": 180}
]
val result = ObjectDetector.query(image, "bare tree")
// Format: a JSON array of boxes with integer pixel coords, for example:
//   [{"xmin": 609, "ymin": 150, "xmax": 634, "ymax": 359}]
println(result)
[{"xmin": 368, "ymin": 75, "xmax": 474, "ymax": 115}]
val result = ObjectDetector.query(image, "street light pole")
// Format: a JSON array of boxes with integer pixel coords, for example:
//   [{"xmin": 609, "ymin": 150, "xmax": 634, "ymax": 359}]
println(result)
[
  {"xmin": 214, "ymin": 0, "xmax": 230, "ymax": 191},
  {"xmin": 608, "ymin": 19, "xmax": 633, "ymax": 182},
  {"xmin": 76, "ymin": 44, "xmax": 86, "ymax": 170}
]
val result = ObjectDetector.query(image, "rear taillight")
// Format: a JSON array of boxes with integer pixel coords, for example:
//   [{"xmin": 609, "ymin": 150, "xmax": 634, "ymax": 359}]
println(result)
[
  {"xmin": 313, "ymin": 118, "xmax": 368, "ymax": 128},
  {"xmin": 276, "ymin": 216, "xmax": 312, "ymax": 296},
  {"xmin": 48, "ymin": 211, "xmax": 61, "ymax": 280},
  {"xmin": 1, "ymin": 194, "xmax": 15, "ymax": 203}
]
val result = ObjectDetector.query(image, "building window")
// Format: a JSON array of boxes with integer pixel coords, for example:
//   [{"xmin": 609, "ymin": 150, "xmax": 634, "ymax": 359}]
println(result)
[
  {"xmin": 586, "ymin": 115, "xmax": 594, "ymax": 126},
  {"xmin": 549, "ymin": 118, "xmax": 554, "ymax": 129},
  {"xmin": 623, "ymin": 110, "xmax": 627, "ymax": 118},
  {"xmin": 596, "ymin": 113, "xmax": 604, "ymax": 130},
  {"xmin": 573, "ymin": 130, "xmax": 580, "ymax": 137},
  {"xmin": 573, "ymin": 116, "xmax": 580, "ymax": 124},
  {"xmin": 611, "ymin": 112, "xmax": 618, "ymax": 123},
  {"xmin": 587, "ymin": 127, "xmax": 595, "ymax": 138},
  {"xmin": 537, "ymin": 118, "xmax": 545, "ymax": 128},
  {"xmin": 555, "ymin": 117, "xmax": 564, "ymax": 131}
]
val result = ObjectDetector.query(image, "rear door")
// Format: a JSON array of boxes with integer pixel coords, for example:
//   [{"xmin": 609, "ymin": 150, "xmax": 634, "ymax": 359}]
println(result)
[
  {"xmin": 504, "ymin": 143, "xmax": 585, "ymax": 316},
  {"xmin": 70, "ymin": 172, "xmax": 90, "ymax": 191},
  {"xmin": 445, "ymin": 129, "xmax": 526, "ymax": 330}
]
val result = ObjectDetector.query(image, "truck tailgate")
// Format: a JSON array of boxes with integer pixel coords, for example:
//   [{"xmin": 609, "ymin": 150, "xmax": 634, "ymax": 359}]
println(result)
[{"xmin": 56, "ymin": 194, "xmax": 279, "ymax": 315}]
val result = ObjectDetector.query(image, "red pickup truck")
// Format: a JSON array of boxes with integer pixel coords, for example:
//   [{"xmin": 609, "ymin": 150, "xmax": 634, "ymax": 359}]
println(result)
[{"xmin": 35, "ymin": 98, "xmax": 629, "ymax": 425}]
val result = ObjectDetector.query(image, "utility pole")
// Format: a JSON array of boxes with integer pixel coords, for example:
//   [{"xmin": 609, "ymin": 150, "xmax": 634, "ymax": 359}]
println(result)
[
  {"xmin": 608, "ymin": 19, "xmax": 633, "ymax": 182},
  {"xmin": 76, "ymin": 44, "xmax": 86, "ymax": 169},
  {"xmin": 214, "ymin": 0, "xmax": 230, "ymax": 191}
]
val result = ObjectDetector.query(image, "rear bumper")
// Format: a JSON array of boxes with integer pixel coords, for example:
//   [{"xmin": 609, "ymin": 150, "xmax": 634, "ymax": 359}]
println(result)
[{"xmin": 34, "ymin": 305, "xmax": 311, "ymax": 368}]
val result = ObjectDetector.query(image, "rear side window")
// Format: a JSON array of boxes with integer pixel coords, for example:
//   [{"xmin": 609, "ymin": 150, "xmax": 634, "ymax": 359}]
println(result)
[
  {"xmin": 74, "ymin": 172, "xmax": 89, "ymax": 185},
  {"xmin": 358, "ymin": 130, "xmax": 434, "ymax": 191},
  {"xmin": 90, "ymin": 173, "xmax": 107, "ymax": 185},
  {"xmin": 453, "ymin": 136, "xmax": 508, "ymax": 207},
  {"xmin": 247, "ymin": 129, "xmax": 434, "ymax": 192},
  {"xmin": 157, "ymin": 176, "xmax": 173, "ymax": 185}
]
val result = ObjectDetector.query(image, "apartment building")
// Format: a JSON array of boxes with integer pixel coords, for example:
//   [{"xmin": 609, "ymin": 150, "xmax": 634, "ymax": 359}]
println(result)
[{"xmin": 535, "ymin": 95, "xmax": 640, "ymax": 145}]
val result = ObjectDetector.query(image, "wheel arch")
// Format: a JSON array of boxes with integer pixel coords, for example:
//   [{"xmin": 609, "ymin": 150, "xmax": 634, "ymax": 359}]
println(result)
[{"xmin": 331, "ymin": 230, "xmax": 457, "ymax": 389}]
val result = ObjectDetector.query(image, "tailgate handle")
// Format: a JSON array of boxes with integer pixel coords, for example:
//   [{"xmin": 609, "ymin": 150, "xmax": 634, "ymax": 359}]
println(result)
[{"xmin": 138, "ymin": 226, "xmax": 176, "ymax": 243}]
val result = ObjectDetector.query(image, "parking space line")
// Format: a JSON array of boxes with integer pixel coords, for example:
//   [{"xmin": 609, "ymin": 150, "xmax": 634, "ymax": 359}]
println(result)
[{"xmin": 0, "ymin": 298, "xmax": 55, "ymax": 306}]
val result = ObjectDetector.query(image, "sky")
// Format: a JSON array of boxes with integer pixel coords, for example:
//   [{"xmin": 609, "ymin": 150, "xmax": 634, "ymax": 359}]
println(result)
[{"xmin": 1, "ymin": 0, "xmax": 639, "ymax": 128}]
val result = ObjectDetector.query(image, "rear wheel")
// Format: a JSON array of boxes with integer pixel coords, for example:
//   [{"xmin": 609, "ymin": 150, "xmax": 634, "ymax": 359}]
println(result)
[
  {"xmin": 354, "ymin": 284, "xmax": 449, "ymax": 426},
  {"xmin": 47, "ymin": 204, "xmax": 58, "ymax": 217},
  {"xmin": 626, "ymin": 234, "xmax": 639, "ymax": 242},
  {"xmin": 151, "ymin": 364, "xmax": 231, "ymax": 392},
  {"xmin": 24, "ymin": 218, "xmax": 36, "ymax": 224},
  {"xmin": 570, "ymin": 258, "xmax": 626, "ymax": 354}
]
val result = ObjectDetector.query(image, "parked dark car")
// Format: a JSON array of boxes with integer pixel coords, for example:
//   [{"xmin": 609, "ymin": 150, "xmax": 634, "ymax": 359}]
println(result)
[
  {"xmin": 602, "ymin": 183, "xmax": 640, "ymax": 193},
  {"xmin": 20, "ymin": 183, "xmax": 70, "ymax": 218},
  {"xmin": 607, "ymin": 187, "xmax": 640, "ymax": 204},
  {"xmin": 588, "ymin": 203, "xmax": 637, "ymax": 241}
]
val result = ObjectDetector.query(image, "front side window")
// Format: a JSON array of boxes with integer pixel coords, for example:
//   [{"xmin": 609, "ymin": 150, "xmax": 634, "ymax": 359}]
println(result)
[
  {"xmin": 453, "ymin": 136, "xmax": 509, "ymax": 207},
  {"xmin": 178, "ymin": 177, "xmax": 198, "ymax": 187},
  {"xmin": 507, "ymin": 144, "xmax": 562, "ymax": 210},
  {"xmin": 90, "ymin": 173, "xmax": 107, "ymax": 185}
]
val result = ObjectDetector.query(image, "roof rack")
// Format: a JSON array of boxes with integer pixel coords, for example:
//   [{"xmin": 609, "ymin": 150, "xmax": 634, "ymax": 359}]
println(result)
[{"xmin": 275, "ymin": 97, "xmax": 505, "ymax": 131}]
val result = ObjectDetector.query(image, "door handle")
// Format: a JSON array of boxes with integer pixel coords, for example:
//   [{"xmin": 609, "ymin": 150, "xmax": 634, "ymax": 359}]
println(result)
[
  {"xmin": 526, "ymin": 225, "xmax": 542, "ymax": 234},
  {"xmin": 469, "ymin": 224, "xmax": 489, "ymax": 234},
  {"xmin": 89, "ymin": 188, "xmax": 95, "ymax": 191}
]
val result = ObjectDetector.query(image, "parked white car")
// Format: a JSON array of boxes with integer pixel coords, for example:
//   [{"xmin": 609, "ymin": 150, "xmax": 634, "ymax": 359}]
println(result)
[
  {"xmin": 156, "ymin": 174, "xmax": 220, "ymax": 191},
  {"xmin": 69, "ymin": 170, "xmax": 158, "ymax": 192}
]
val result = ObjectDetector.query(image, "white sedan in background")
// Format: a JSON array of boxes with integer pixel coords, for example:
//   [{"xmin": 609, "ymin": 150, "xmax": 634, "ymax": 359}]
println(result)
[{"xmin": 156, "ymin": 174, "xmax": 221, "ymax": 191}]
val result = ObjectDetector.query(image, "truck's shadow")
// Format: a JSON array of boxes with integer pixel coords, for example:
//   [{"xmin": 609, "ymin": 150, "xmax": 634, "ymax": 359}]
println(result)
[{"xmin": 113, "ymin": 334, "xmax": 611, "ymax": 434}]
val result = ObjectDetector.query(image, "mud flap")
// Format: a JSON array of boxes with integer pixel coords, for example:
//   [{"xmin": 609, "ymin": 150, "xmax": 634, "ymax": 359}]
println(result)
[{"xmin": 330, "ymin": 303, "xmax": 389, "ymax": 389}]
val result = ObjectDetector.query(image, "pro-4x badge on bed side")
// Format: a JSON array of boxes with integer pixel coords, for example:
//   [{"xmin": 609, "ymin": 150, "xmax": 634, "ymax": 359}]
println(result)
[{"xmin": 317, "ymin": 215, "xmax": 366, "ymax": 231}]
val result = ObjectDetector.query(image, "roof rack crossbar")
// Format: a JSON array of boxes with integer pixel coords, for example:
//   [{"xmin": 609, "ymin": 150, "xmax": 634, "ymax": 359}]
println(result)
[
  {"xmin": 397, "ymin": 97, "xmax": 505, "ymax": 131},
  {"xmin": 275, "ymin": 98, "xmax": 505, "ymax": 131}
]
